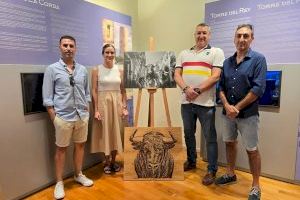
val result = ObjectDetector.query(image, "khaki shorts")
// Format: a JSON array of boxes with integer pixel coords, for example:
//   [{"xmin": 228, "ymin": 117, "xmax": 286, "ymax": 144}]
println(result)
[{"xmin": 53, "ymin": 116, "xmax": 89, "ymax": 147}]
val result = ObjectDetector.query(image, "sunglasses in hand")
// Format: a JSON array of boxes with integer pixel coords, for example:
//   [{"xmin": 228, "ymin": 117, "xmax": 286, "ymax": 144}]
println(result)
[{"xmin": 69, "ymin": 74, "xmax": 75, "ymax": 87}]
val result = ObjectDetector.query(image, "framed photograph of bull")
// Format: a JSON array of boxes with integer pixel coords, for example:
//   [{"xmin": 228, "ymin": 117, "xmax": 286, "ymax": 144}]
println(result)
[
  {"xmin": 124, "ymin": 51, "xmax": 177, "ymax": 88},
  {"xmin": 124, "ymin": 127, "xmax": 184, "ymax": 180}
]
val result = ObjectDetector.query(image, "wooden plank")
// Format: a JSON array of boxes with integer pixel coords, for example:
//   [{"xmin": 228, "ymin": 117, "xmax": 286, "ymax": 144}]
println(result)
[{"xmin": 25, "ymin": 158, "xmax": 300, "ymax": 200}]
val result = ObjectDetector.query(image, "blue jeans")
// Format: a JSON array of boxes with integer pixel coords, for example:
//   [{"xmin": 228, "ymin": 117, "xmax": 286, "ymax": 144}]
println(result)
[{"xmin": 181, "ymin": 104, "xmax": 218, "ymax": 173}]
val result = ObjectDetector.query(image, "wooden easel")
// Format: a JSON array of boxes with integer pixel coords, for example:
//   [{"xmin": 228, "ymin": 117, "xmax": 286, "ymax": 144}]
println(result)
[{"xmin": 134, "ymin": 37, "xmax": 172, "ymax": 128}]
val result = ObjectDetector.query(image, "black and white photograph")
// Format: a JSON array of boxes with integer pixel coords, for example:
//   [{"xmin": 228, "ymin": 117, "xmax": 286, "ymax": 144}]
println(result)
[{"xmin": 124, "ymin": 51, "xmax": 176, "ymax": 88}]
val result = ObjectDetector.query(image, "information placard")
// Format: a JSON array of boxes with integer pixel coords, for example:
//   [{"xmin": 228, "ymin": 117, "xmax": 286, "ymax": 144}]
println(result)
[
  {"xmin": 0, "ymin": 0, "xmax": 131, "ymax": 65},
  {"xmin": 205, "ymin": 0, "xmax": 300, "ymax": 64}
]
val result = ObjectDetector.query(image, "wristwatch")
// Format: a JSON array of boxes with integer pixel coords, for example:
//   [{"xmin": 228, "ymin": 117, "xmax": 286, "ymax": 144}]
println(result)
[
  {"xmin": 194, "ymin": 88, "xmax": 202, "ymax": 94},
  {"xmin": 183, "ymin": 86, "xmax": 190, "ymax": 92}
]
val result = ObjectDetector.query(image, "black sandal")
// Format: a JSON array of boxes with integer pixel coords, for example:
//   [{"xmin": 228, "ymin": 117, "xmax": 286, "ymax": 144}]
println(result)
[
  {"xmin": 111, "ymin": 163, "xmax": 121, "ymax": 172},
  {"xmin": 104, "ymin": 165, "xmax": 112, "ymax": 174}
]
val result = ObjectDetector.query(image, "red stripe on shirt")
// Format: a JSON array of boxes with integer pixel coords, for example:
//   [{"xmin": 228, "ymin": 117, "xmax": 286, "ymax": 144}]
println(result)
[{"xmin": 182, "ymin": 62, "xmax": 212, "ymax": 69}]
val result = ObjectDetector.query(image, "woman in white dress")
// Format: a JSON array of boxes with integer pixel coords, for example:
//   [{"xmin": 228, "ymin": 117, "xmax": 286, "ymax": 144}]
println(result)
[{"xmin": 91, "ymin": 44, "xmax": 128, "ymax": 174}]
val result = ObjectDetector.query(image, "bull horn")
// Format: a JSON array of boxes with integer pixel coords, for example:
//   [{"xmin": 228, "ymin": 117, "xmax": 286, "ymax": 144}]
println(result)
[
  {"xmin": 129, "ymin": 129, "xmax": 143, "ymax": 150},
  {"xmin": 163, "ymin": 131, "xmax": 177, "ymax": 144},
  {"xmin": 129, "ymin": 129, "xmax": 143, "ymax": 143},
  {"xmin": 129, "ymin": 129, "xmax": 138, "ymax": 143}
]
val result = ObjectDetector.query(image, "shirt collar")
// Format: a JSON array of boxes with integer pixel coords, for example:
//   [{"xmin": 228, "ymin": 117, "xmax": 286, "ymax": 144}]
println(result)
[
  {"xmin": 205, "ymin": 44, "xmax": 211, "ymax": 49},
  {"xmin": 231, "ymin": 48, "xmax": 253, "ymax": 62},
  {"xmin": 190, "ymin": 44, "xmax": 211, "ymax": 51},
  {"xmin": 59, "ymin": 58, "xmax": 77, "ymax": 68}
]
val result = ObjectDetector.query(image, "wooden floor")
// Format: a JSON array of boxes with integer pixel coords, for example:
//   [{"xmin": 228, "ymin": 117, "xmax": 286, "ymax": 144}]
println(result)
[{"xmin": 25, "ymin": 158, "xmax": 300, "ymax": 200}]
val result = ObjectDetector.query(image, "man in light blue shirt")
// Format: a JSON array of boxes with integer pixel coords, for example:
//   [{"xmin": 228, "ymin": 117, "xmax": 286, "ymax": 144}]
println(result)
[{"xmin": 43, "ymin": 35, "xmax": 93, "ymax": 199}]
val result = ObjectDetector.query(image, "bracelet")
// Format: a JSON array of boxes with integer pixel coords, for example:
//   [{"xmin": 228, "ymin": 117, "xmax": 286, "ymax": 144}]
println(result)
[{"xmin": 183, "ymin": 86, "xmax": 190, "ymax": 92}]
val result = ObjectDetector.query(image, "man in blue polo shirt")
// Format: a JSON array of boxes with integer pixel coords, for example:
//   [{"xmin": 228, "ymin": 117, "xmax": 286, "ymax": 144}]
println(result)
[{"xmin": 215, "ymin": 24, "xmax": 267, "ymax": 200}]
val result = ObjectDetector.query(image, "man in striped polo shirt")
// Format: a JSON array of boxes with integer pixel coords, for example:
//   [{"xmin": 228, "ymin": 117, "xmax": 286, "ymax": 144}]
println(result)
[{"xmin": 174, "ymin": 23, "xmax": 225, "ymax": 185}]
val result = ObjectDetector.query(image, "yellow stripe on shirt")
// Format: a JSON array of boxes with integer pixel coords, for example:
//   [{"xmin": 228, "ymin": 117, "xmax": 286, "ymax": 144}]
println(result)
[{"xmin": 183, "ymin": 69, "xmax": 211, "ymax": 76}]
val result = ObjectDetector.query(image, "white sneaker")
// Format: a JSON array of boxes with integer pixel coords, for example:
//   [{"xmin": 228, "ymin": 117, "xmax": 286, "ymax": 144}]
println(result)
[
  {"xmin": 54, "ymin": 181, "xmax": 65, "ymax": 199},
  {"xmin": 74, "ymin": 172, "xmax": 93, "ymax": 187}
]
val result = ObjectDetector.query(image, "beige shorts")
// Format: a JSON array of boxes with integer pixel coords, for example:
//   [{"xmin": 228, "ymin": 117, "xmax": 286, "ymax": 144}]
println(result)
[{"xmin": 53, "ymin": 116, "xmax": 89, "ymax": 147}]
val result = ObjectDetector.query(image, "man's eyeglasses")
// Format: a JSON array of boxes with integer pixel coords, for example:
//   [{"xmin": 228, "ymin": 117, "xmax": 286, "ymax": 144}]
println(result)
[{"xmin": 69, "ymin": 74, "xmax": 75, "ymax": 87}]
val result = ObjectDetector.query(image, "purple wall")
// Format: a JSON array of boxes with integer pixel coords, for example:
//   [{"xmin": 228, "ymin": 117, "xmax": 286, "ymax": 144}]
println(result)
[{"xmin": 0, "ymin": 0, "xmax": 131, "ymax": 66}]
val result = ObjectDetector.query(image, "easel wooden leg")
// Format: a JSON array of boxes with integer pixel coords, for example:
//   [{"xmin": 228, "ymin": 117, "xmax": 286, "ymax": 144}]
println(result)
[
  {"xmin": 148, "ymin": 88, "xmax": 157, "ymax": 127},
  {"xmin": 134, "ymin": 88, "xmax": 142, "ymax": 127},
  {"xmin": 162, "ymin": 88, "xmax": 172, "ymax": 127}
]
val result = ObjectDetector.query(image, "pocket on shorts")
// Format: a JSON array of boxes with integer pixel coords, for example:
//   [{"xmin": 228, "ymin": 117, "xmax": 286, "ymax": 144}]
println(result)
[
  {"xmin": 83, "ymin": 116, "xmax": 89, "ymax": 124},
  {"xmin": 53, "ymin": 115, "xmax": 57, "ymax": 122},
  {"xmin": 53, "ymin": 115, "xmax": 64, "ymax": 129},
  {"xmin": 53, "ymin": 115, "xmax": 58, "ymax": 127}
]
